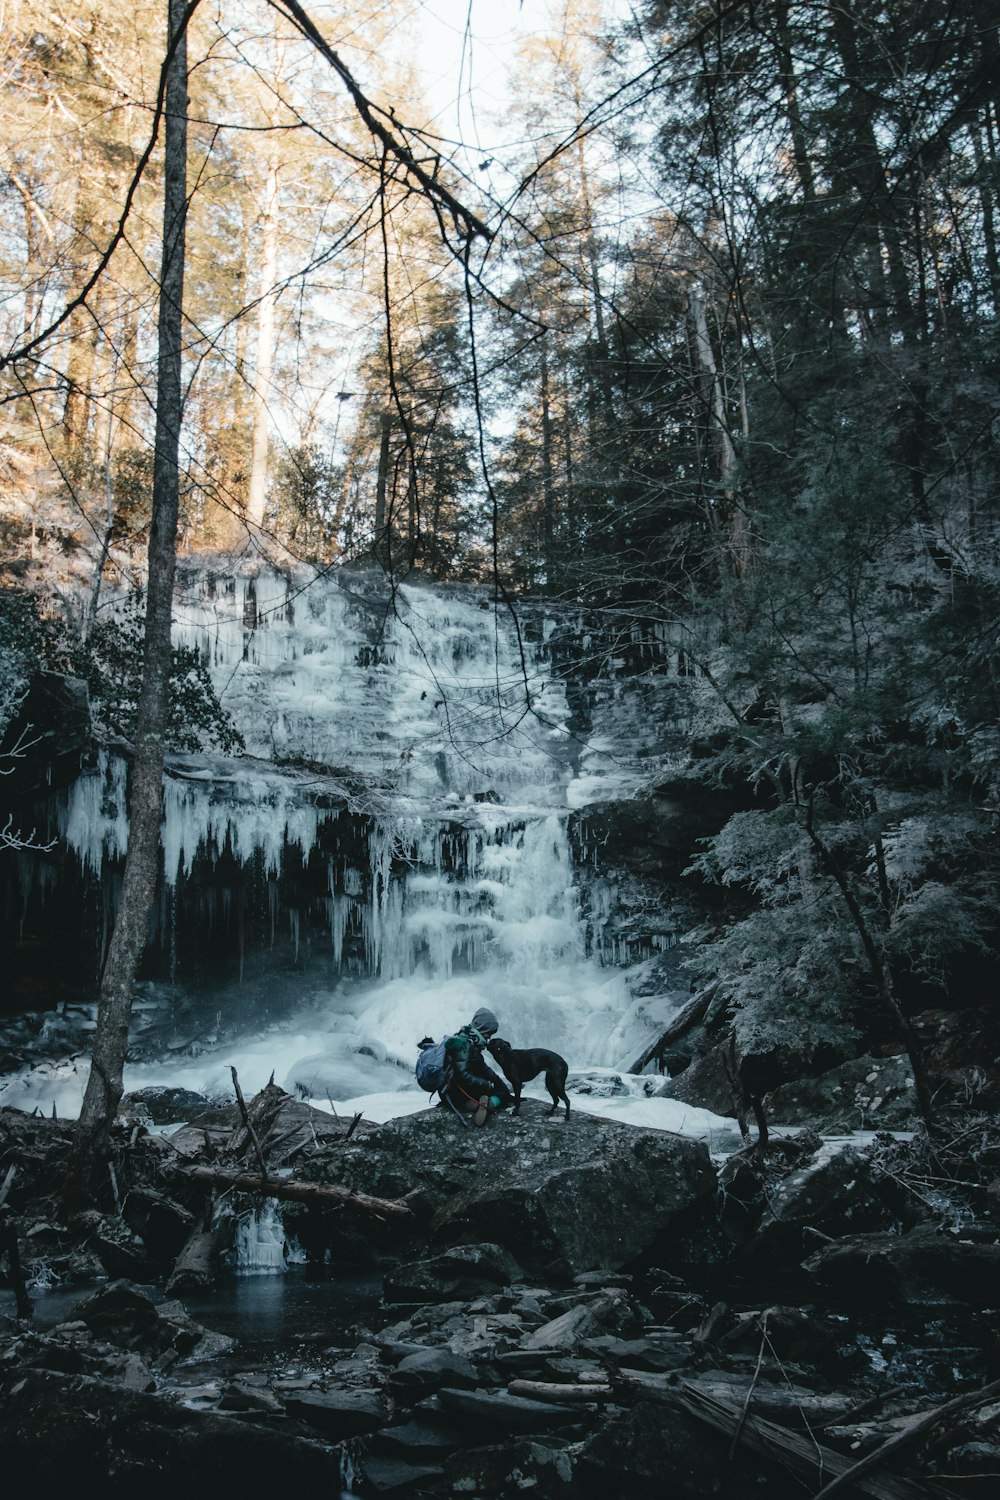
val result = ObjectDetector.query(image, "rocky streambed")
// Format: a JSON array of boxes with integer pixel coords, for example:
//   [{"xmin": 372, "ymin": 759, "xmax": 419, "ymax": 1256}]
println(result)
[{"xmin": 2, "ymin": 1087, "xmax": 999, "ymax": 1499}]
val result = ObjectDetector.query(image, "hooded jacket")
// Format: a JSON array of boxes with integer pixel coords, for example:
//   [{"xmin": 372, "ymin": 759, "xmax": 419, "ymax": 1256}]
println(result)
[{"xmin": 443, "ymin": 1021, "xmax": 511, "ymax": 1104}]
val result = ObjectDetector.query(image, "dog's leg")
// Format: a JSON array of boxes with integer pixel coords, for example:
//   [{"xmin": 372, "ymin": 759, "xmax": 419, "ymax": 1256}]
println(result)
[
  {"xmin": 512, "ymin": 1079, "xmax": 522, "ymax": 1115},
  {"xmin": 553, "ymin": 1063, "xmax": 570, "ymax": 1119}
]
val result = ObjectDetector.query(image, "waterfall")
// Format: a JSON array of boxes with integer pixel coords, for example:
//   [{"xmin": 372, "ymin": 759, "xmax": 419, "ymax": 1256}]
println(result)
[{"xmin": 3, "ymin": 557, "xmax": 702, "ymax": 1118}]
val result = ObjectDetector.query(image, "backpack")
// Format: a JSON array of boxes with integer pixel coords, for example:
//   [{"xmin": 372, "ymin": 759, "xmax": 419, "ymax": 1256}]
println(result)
[{"xmin": 415, "ymin": 1037, "xmax": 450, "ymax": 1096}]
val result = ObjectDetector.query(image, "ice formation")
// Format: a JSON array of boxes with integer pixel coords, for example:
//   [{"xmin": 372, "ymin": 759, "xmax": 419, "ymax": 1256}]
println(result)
[{"xmin": 10, "ymin": 559, "xmax": 704, "ymax": 1125}]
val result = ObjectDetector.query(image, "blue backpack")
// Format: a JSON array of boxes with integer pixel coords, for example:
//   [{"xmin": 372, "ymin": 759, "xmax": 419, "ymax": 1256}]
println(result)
[{"xmin": 415, "ymin": 1037, "xmax": 450, "ymax": 1096}]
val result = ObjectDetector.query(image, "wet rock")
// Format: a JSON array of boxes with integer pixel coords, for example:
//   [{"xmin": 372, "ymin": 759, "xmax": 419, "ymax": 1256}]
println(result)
[
  {"xmin": 443, "ymin": 1438, "xmax": 574, "ymax": 1499},
  {"xmin": 374, "ymin": 1414, "xmax": 469, "ymax": 1457},
  {"xmin": 121, "ymin": 1188, "xmax": 196, "ymax": 1265},
  {"xmin": 581, "ymin": 1335, "xmax": 691, "ymax": 1373},
  {"xmin": 282, "ymin": 1386, "xmax": 390, "ymax": 1439},
  {"xmin": 90, "ymin": 1214, "xmax": 157, "ymax": 1280},
  {"xmin": 384, "ymin": 1242, "xmax": 524, "ymax": 1301},
  {"xmin": 218, "ymin": 1380, "xmax": 284, "ymax": 1412},
  {"xmin": 655, "ymin": 1043, "xmax": 740, "ymax": 1117},
  {"xmin": 716, "ymin": 1305, "xmax": 840, "ymax": 1366}
]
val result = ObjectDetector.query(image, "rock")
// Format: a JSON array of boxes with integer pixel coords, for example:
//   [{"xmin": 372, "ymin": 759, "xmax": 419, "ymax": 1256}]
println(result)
[
  {"xmin": 218, "ymin": 1380, "xmax": 284, "ymax": 1412},
  {"xmin": 358, "ymin": 1452, "xmax": 445, "ymax": 1494},
  {"xmin": 740, "ymin": 1142, "xmax": 911, "ymax": 1263},
  {"xmin": 374, "ymin": 1415, "xmax": 469, "ymax": 1457},
  {"xmin": 70, "ymin": 1281, "xmax": 235, "ymax": 1367},
  {"xmin": 0, "ymin": 1367, "xmax": 341, "ymax": 1494},
  {"xmin": 716, "ymin": 1306, "xmax": 840, "ymax": 1366},
  {"xmin": 90, "ymin": 1214, "xmax": 157, "ymax": 1280},
  {"xmin": 384, "ymin": 1242, "xmax": 524, "ymax": 1301},
  {"xmin": 121, "ymin": 1188, "xmax": 196, "ymax": 1265},
  {"xmin": 762, "ymin": 1054, "xmax": 919, "ymax": 1131},
  {"xmin": 575, "ymin": 1398, "xmax": 744, "ymax": 1498},
  {"xmin": 656, "ymin": 1044, "xmax": 740, "ymax": 1117},
  {"xmin": 580, "ymin": 1335, "xmax": 691, "ymax": 1373},
  {"xmin": 803, "ymin": 1224, "xmax": 1000, "ymax": 1305},
  {"xmin": 390, "ymin": 1348, "xmax": 479, "ymax": 1396},
  {"xmin": 444, "ymin": 1438, "xmax": 575, "ymax": 1499},
  {"xmin": 299, "ymin": 1104, "xmax": 718, "ymax": 1277},
  {"xmin": 522, "ymin": 1290, "xmax": 639, "ymax": 1351},
  {"xmin": 430, "ymin": 1117, "xmax": 716, "ymax": 1275},
  {"xmin": 282, "ymin": 1387, "xmax": 389, "ymax": 1439}
]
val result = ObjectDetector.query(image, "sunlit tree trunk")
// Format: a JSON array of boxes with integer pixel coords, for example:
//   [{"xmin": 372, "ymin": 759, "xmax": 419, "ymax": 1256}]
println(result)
[
  {"xmin": 246, "ymin": 44, "xmax": 284, "ymax": 532},
  {"xmin": 65, "ymin": 0, "xmax": 188, "ymax": 1195}
]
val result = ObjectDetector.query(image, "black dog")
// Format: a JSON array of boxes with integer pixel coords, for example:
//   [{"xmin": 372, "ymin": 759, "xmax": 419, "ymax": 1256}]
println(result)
[{"xmin": 487, "ymin": 1036, "xmax": 570, "ymax": 1118}]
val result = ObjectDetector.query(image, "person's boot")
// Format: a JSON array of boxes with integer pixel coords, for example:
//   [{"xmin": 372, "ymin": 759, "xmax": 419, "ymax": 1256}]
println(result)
[{"xmin": 474, "ymin": 1095, "xmax": 490, "ymax": 1127}]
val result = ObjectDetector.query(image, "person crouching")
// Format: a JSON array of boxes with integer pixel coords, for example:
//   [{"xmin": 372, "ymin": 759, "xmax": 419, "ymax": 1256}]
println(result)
[{"xmin": 443, "ymin": 1007, "xmax": 513, "ymax": 1126}]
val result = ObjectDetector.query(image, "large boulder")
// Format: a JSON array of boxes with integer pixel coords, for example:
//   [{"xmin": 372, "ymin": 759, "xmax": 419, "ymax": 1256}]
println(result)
[
  {"xmin": 303, "ymin": 1098, "xmax": 716, "ymax": 1276},
  {"xmin": 739, "ymin": 1143, "xmax": 915, "ymax": 1264},
  {"xmin": 762, "ymin": 1054, "xmax": 919, "ymax": 1132},
  {"xmin": 803, "ymin": 1224, "xmax": 1000, "ymax": 1306}
]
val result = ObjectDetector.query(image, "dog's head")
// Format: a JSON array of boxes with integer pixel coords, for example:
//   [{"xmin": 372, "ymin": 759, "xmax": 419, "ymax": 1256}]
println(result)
[{"xmin": 487, "ymin": 1037, "xmax": 511, "ymax": 1063}]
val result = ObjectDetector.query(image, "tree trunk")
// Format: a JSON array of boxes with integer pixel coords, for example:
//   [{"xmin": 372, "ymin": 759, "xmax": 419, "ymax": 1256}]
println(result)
[
  {"xmin": 65, "ymin": 0, "xmax": 189, "ymax": 1199},
  {"xmin": 374, "ymin": 409, "xmax": 391, "ymax": 536},
  {"xmin": 540, "ymin": 334, "xmax": 556, "ymax": 587},
  {"xmin": 689, "ymin": 285, "xmax": 745, "ymax": 574},
  {"xmin": 245, "ymin": 46, "xmax": 284, "ymax": 532}
]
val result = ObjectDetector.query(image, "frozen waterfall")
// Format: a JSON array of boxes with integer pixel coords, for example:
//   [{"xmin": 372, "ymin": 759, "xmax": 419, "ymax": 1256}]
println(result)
[{"xmin": 6, "ymin": 559, "xmax": 703, "ymax": 1127}]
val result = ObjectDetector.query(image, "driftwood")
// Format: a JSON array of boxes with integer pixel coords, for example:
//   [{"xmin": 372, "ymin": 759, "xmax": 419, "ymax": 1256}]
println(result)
[
  {"xmin": 507, "ymin": 1379, "xmax": 614, "ymax": 1404},
  {"xmin": 632, "ymin": 1380, "xmax": 956, "ymax": 1500},
  {"xmin": 811, "ymin": 1378, "xmax": 1000, "ymax": 1500},
  {"xmin": 230, "ymin": 1066, "xmax": 269, "ymax": 1177},
  {"xmin": 178, "ymin": 1164, "xmax": 414, "ymax": 1220},
  {"xmin": 628, "ymin": 982, "xmax": 718, "ymax": 1073}
]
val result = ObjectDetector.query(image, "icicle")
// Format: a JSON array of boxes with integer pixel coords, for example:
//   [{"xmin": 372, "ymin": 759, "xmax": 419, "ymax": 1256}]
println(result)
[{"xmin": 232, "ymin": 1201, "xmax": 287, "ymax": 1274}]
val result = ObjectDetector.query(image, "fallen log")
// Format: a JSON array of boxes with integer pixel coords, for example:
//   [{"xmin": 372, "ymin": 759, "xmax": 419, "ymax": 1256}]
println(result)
[
  {"xmin": 165, "ymin": 1208, "xmax": 233, "ymax": 1296},
  {"xmin": 178, "ymin": 1164, "xmax": 413, "ymax": 1221},
  {"xmin": 507, "ymin": 1379, "xmax": 614, "ymax": 1404},
  {"xmin": 618, "ymin": 1372, "xmax": 862, "ymax": 1430},
  {"xmin": 628, "ymin": 983, "xmax": 718, "ymax": 1074},
  {"xmin": 632, "ymin": 1380, "xmax": 956, "ymax": 1500}
]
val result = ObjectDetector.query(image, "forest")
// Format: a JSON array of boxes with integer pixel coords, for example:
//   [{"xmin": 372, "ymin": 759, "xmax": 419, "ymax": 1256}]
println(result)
[
  {"xmin": 3, "ymin": 0, "xmax": 997, "ymax": 1137},
  {"xmin": 2, "ymin": 3, "xmax": 1000, "ymax": 1494}
]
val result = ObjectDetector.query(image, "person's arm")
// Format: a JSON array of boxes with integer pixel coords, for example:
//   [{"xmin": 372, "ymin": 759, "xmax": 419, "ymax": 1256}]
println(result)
[
  {"xmin": 470, "ymin": 1050, "xmax": 513, "ymax": 1104},
  {"xmin": 447, "ymin": 1038, "xmax": 509, "ymax": 1100}
]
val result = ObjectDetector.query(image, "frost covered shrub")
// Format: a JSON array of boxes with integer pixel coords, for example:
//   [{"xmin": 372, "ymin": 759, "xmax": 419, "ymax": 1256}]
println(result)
[
  {"xmin": 0, "ymin": 590, "xmax": 63, "ymax": 737},
  {"xmin": 0, "ymin": 604, "xmax": 31, "ymax": 736},
  {"xmin": 685, "ymin": 839, "xmax": 862, "ymax": 1067},
  {"xmin": 77, "ymin": 590, "xmax": 244, "ymax": 755}
]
